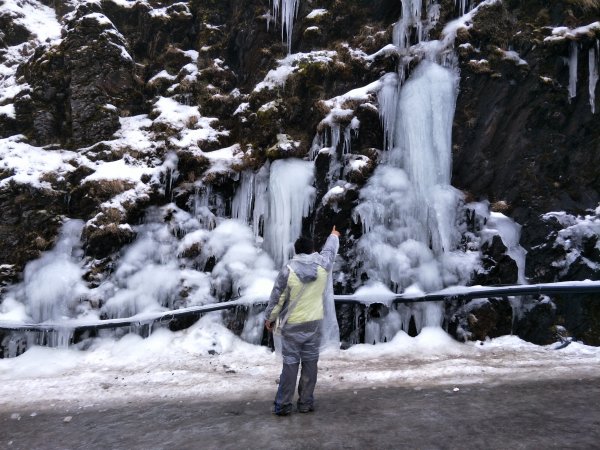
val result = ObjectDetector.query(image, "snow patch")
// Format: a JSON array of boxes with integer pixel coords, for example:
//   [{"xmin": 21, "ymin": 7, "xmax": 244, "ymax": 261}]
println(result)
[{"xmin": 254, "ymin": 51, "xmax": 336, "ymax": 92}]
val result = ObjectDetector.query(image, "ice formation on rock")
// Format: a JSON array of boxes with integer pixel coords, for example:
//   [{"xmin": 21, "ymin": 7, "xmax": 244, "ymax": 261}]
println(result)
[
  {"xmin": 271, "ymin": 0, "xmax": 301, "ymax": 53},
  {"xmin": 569, "ymin": 41, "xmax": 579, "ymax": 101},
  {"xmin": 589, "ymin": 42, "xmax": 599, "ymax": 114}
]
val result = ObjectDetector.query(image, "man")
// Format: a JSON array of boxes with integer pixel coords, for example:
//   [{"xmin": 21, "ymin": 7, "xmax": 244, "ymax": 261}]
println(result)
[{"xmin": 264, "ymin": 226, "xmax": 340, "ymax": 416}]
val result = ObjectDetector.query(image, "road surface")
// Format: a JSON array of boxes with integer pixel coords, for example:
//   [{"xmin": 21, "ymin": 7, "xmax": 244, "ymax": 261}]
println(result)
[{"xmin": 2, "ymin": 377, "xmax": 599, "ymax": 449}]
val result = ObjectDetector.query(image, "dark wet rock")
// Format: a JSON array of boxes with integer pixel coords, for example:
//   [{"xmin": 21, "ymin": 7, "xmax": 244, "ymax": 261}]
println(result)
[
  {"xmin": 0, "ymin": 10, "xmax": 31, "ymax": 47},
  {"xmin": 473, "ymin": 235, "xmax": 519, "ymax": 285},
  {"xmin": 265, "ymin": 134, "xmax": 306, "ymax": 160},
  {"xmin": 313, "ymin": 182, "xmax": 360, "ymax": 256},
  {"xmin": 514, "ymin": 298, "xmax": 557, "ymax": 345},
  {"xmin": 554, "ymin": 294, "xmax": 600, "ymax": 346},
  {"xmin": 0, "ymin": 264, "xmax": 18, "ymax": 297},
  {"xmin": 101, "ymin": 0, "xmax": 195, "ymax": 63},
  {"xmin": 15, "ymin": 5, "xmax": 145, "ymax": 147},
  {"xmin": 69, "ymin": 179, "xmax": 136, "ymax": 219},
  {"xmin": 338, "ymin": 303, "xmax": 365, "ymax": 348},
  {"xmin": 176, "ymin": 149, "xmax": 211, "ymax": 183},
  {"xmin": 63, "ymin": 11, "xmax": 144, "ymax": 147},
  {"xmin": 14, "ymin": 44, "xmax": 68, "ymax": 145},
  {"xmin": 353, "ymin": 104, "xmax": 384, "ymax": 155},
  {"xmin": 0, "ymin": 183, "xmax": 65, "ymax": 279},
  {"xmin": 522, "ymin": 214, "xmax": 566, "ymax": 282},
  {"xmin": 83, "ymin": 222, "xmax": 136, "ymax": 259},
  {"xmin": 524, "ymin": 209, "xmax": 600, "ymax": 284},
  {"xmin": 448, "ymin": 297, "xmax": 513, "ymax": 342},
  {"xmin": 452, "ymin": 0, "xmax": 600, "ymax": 289},
  {"xmin": 0, "ymin": 113, "xmax": 19, "ymax": 139}
]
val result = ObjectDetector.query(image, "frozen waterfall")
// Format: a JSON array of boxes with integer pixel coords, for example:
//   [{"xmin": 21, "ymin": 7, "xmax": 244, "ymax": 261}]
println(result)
[
  {"xmin": 355, "ymin": 61, "xmax": 464, "ymax": 294},
  {"xmin": 351, "ymin": 0, "xmax": 481, "ymax": 333},
  {"xmin": 19, "ymin": 220, "xmax": 88, "ymax": 323}
]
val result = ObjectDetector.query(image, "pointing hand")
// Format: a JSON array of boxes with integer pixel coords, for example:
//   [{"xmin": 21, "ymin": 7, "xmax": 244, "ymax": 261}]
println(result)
[{"xmin": 331, "ymin": 225, "xmax": 340, "ymax": 237}]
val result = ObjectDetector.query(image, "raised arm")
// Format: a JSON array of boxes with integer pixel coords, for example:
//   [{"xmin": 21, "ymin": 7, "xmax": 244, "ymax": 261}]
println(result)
[{"xmin": 319, "ymin": 226, "xmax": 340, "ymax": 272}]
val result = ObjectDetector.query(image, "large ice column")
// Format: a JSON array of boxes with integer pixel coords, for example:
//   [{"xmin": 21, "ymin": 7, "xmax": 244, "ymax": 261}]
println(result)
[
  {"xmin": 392, "ymin": 61, "xmax": 461, "ymax": 254},
  {"xmin": 354, "ymin": 61, "xmax": 463, "ymax": 292},
  {"xmin": 272, "ymin": 0, "xmax": 301, "ymax": 53},
  {"xmin": 395, "ymin": 61, "xmax": 457, "ymax": 190},
  {"xmin": 589, "ymin": 42, "xmax": 599, "ymax": 114},
  {"xmin": 263, "ymin": 158, "xmax": 315, "ymax": 267}
]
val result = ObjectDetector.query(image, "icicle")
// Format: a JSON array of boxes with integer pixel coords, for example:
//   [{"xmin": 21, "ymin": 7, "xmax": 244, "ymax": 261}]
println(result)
[
  {"xmin": 456, "ymin": 0, "xmax": 469, "ymax": 16},
  {"xmin": 309, "ymin": 131, "xmax": 326, "ymax": 160},
  {"xmin": 252, "ymin": 164, "xmax": 270, "ymax": 238},
  {"xmin": 329, "ymin": 123, "xmax": 341, "ymax": 153},
  {"xmin": 412, "ymin": 302, "xmax": 444, "ymax": 332},
  {"xmin": 365, "ymin": 306, "xmax": 404, "ymax": 344},
  {"xmin": 232, "ymin": 171, "xmax": 256, "ymax": 224},
  {"xmin": 341, "ymin": 126, "xmax": 351, "ymax": 154},
  {"xmin": 568, "ymin": 41, "xmax": 578, "ymax": 102},
  {"xmin": 263, "ymin": 159, "xmax": 315, "ymax": 267},
  {"xmin": 393, "ymin": 0, "xmax": 424, "ymax": 50},
  {"xmin": 589, "ymin": 43, "xmax": 599, "ymax": 114},
  {"xmin": 377, "ymin": 73, "xmax": 400, "ymax": 151},
  {"xmin": 346, "ymin": 117, "xmax": 360, "ymax": 155},
  {"xmin": 397, "ymin": 62, "xmax": 461, "ymax": 254},
  {"xmin": 272, "ymin": 0, "xmax": 301, "ymax": 53},
  {"xmin": 193, "ymin": 184, "xmax": 214, "ymax": 229},
  {"xmin": 240, "ymin": 306, "xmax": 266, "ymax": 345}
]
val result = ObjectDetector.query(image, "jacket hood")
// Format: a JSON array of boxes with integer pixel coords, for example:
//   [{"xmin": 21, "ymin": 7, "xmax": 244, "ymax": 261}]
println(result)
[{"xmin": 288, "ymin": 253, "xmax": 320, "ymax": 282}]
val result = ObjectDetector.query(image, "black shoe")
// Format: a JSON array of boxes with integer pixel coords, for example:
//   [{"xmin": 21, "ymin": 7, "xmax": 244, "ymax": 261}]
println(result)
[
  {"xmin": 297, "ymin": 403, "xmax": 314, "ymax": 413},
  {"xmin": 272, "ymin": 403, "xmax": 292, "ymax": 416}
]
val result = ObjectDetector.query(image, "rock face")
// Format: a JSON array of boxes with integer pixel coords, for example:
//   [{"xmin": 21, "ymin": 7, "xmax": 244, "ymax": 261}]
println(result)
[
  {"xmin": 1, "ymin": 0, "xmax": 599, "ymax": 346},
  {"xmin": 452, "ymin": 1, "xmax": 600, "ymax": 276},
  {"xmin": 448, "ymin": 297, "xmax": 513, "ymax": 342},
  {"xmin": 15, "ymin": 5, "xmax": 144, "ymax": 147}
]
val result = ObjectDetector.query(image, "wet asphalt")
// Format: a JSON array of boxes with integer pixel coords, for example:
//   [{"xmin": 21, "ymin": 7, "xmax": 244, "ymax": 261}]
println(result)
[{"xmin": 2, "ymin": 377, "xmax": 600, "ymax": 450}]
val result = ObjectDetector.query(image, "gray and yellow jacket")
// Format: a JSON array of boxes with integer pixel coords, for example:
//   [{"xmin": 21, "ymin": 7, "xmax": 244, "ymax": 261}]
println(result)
[{"xmin": 265, "ymin": 234, "xmax": 339, "ymax": 326}]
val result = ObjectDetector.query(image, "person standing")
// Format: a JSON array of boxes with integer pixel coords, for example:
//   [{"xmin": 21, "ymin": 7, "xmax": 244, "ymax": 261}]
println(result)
[{"xmin": 265, "ymin": 226, "xmax": 340, "ymax": 416}]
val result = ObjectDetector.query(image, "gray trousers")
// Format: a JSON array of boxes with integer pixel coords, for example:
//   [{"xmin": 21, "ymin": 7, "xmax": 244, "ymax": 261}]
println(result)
[{"xmin": 274, "ymin": 320, "xmax": 321, "ymax": 408}]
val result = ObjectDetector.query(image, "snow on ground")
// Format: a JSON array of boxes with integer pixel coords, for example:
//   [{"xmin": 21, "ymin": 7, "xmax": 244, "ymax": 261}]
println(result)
[{"xmin": 1, "ymin": 315, "xmax": 599, "ymax": 412}]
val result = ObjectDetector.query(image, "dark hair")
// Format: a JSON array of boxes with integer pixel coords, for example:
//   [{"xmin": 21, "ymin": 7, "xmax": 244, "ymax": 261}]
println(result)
[{"xmin": 294, "ymin": 236, "xmax": 315, "ymax": 255}]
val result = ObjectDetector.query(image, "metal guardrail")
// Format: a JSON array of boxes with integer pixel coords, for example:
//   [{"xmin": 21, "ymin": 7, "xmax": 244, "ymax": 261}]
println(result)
[{"xmin": 1, "ymin": 281, "xmax": 599, "ymax": 334}]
